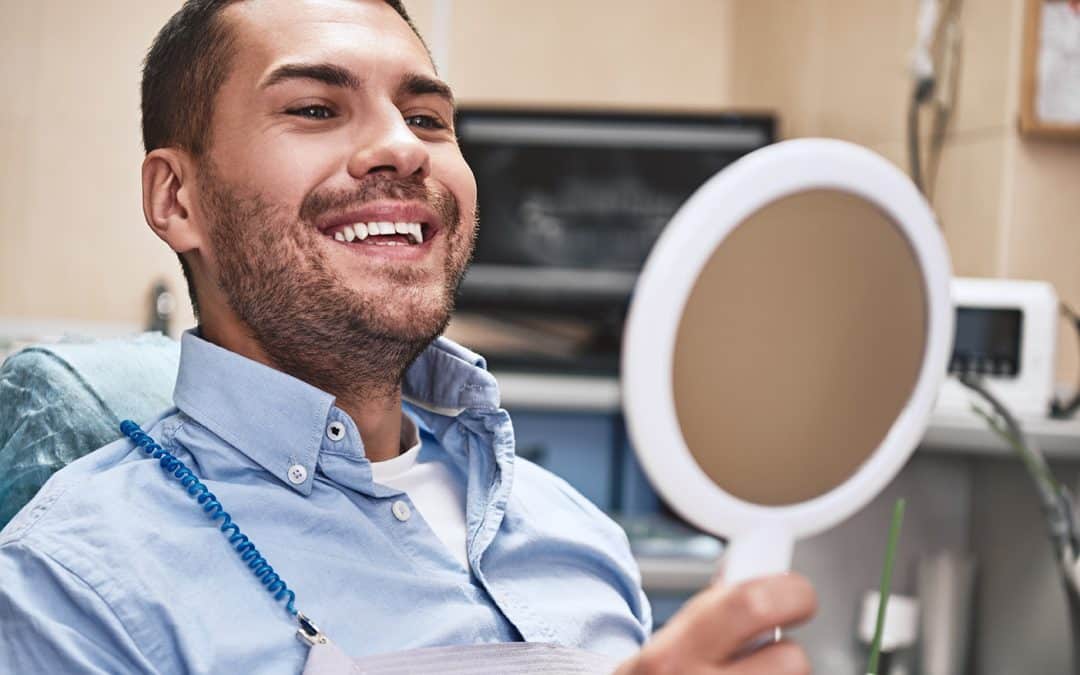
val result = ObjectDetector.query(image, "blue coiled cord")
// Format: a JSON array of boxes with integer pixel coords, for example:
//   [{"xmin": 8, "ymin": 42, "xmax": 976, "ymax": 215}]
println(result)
[{"xmin": 120, "ymin": 420, "xmax": 299, "ymax": 617}]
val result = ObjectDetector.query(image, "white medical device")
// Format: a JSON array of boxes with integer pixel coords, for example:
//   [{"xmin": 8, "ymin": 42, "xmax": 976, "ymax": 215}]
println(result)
[
  {"xmin": 621, "ymin": 138, "xmax": 954, "ymax": 587},
  {"xmin": 936, "ymin": 277, "xmax": 1059, "ymax": 418}
]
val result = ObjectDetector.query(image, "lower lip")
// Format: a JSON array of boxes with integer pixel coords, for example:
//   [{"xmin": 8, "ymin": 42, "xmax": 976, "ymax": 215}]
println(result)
[{"xmin": 326, "ymin": 231, "xmax": 438, "ymax": 261}]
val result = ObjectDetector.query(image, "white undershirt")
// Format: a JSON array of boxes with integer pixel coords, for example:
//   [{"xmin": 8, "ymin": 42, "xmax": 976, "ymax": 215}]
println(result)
[{"xmin": 370, "ymin": 416, "xmax": 469, "ymax": 569}]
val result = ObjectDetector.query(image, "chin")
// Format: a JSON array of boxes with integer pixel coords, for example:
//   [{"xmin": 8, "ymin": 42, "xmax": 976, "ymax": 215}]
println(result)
[
  {"xmin": 370, "ymin": 292, "xmax": 453, "ymax": 342},
  {"xmin": 381, "ymin": 315, "xmax": 451, "ymax": 344}
]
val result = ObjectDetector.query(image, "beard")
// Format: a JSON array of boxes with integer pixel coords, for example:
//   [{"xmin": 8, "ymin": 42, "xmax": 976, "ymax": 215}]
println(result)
[{"xmin": 200, "ymin": 162, "xmax": 476, "ymax": 399}]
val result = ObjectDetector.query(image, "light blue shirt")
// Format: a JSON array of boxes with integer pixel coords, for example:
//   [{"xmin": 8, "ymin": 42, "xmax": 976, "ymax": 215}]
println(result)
[{"xmin": 0, "ymin": 330, "xmax": 650, "ymax": 674}]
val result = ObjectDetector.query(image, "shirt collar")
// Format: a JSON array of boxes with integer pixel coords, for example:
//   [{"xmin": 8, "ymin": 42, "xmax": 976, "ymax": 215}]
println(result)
[
  {"xmin": 401, "ymin": 336, "xmax": 500, "ymax": 415},
  {"xmin": 172, "ymin": 329, "xmax": 500, "ymax": 494}
]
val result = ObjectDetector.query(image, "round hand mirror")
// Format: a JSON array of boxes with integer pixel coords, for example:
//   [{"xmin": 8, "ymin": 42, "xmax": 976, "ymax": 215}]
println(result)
[{"xmin": 622, "ymin": 138, "xmax": 954, "ymax": 585}]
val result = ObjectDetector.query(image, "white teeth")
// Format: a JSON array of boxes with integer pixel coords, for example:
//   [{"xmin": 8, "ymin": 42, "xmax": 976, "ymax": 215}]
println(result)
[{"xmin": 330, "ymin": 221, "xmax": 424, "ymax": 244}]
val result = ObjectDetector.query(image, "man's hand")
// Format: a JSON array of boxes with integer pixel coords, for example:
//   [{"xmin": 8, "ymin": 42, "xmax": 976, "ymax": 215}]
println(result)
[{"xmin": 616, "ymin": 573, "xmax": 817, "ymax": 674}]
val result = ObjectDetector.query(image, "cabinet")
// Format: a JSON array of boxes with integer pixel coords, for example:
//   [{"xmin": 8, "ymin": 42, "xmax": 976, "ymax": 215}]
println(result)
[
  {"xmin": 504, "ymin": 409, "xmax": 616, "ymax": 510},
  {"xmin": 504, "ymin": 408, "xmax": 664, "ymax": 516}
]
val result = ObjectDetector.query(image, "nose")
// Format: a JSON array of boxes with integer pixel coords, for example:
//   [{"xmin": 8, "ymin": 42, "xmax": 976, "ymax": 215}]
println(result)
[{"xmin": 346, "ymin": 109, "xmax": 431, "ymax": 182}]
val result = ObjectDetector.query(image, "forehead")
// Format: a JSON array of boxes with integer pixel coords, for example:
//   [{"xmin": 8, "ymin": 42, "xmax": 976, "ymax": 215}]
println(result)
[{"xmin": 223, "ymin": 0, "xmax": 435, "ymax": 82}]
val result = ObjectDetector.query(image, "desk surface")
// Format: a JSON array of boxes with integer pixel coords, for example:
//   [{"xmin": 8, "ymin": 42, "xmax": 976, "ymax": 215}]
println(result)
[{"xmin": 494, "ymin": 371, "xmax": 1080, "ymax": 458}]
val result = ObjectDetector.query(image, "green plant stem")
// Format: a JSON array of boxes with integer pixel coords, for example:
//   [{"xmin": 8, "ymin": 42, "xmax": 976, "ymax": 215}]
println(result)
[{"xmin": 867, "ymin": 498, "xmax": 906, "ymax": 675}]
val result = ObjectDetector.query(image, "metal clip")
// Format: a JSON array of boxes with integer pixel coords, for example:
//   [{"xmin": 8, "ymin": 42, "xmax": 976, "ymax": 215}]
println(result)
[{"xmin": 296, "ymin": 611, "xmax": 329, "ymax": 647}]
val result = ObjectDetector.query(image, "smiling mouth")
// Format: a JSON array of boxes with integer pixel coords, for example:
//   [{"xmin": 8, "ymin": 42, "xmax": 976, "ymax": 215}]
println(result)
[{"xmin": 323, "ymin": 221, "xmax": 434, "ymax": 246}]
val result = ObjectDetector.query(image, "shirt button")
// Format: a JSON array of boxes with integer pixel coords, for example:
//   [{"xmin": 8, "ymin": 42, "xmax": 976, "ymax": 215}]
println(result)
[
  {"xmin": 287, "ymin": 464, "xmax": 308, "ymax": 485},
  {"xmin": 391, "ymin": 500, "xmax": 411, "ymax": 522},
  {"xmin": 325, "ymin": 421, "xmax": 346, "ymax": 442}
]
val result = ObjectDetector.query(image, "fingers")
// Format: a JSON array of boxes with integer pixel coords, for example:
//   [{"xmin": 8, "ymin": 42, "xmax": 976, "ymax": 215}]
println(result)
[
  {"xmin": 707, "ymin": 574, "xmax": 816, "ymax": 660},
  {"xmin": 620, "ymin": 640, "xmax": 811, "ymax": 675},
  {"xmin": 650, "ymin": 573, "xmax": 817, "ymax": 664},
  {"xmin": 719, "ymin": 640, "xmax": 811, "ymax": 675}
]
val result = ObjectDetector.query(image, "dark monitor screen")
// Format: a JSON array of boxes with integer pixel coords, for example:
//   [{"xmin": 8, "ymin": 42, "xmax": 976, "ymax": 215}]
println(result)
[
  {"xmin": 455, "ymin": 109, "xmax": 775, "ymax": 310},
  {"xmin": 950, "ymin": 307, "xmax": 1023, "ymax": 378}
]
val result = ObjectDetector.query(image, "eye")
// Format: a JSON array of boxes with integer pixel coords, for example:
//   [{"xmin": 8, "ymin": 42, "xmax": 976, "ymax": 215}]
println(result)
[
  {"xmin": 405, "ymin": 114, "xmax": 449, "ymax": 131},
  {"xmin": 286, "ymin": 105, "xmax": 336, "ymax": 120}
]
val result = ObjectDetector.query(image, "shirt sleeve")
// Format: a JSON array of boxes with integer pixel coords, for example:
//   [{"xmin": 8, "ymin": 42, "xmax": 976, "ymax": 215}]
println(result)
[
  {"xmin": 0, "ymin": 540, "xmax": 158, "ymax": 674},
  {"xmin": 549, "ymin": 473, "xmax": 654, "ymax": 638}
]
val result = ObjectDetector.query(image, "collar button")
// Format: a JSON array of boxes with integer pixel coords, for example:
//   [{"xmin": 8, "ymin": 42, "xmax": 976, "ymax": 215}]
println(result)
[
  {"xmin": 287, "ymin": 464, "xmax": 309, "ymax": 485},
  {"xmin": 326, "ymin": 421, "xmax": 346, "ymax": 442}
]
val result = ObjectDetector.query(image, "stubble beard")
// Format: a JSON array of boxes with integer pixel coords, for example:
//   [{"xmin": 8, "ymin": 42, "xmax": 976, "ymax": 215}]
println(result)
[{"xmin": 201, "ymin": 163, "xmax": 476, "ymax": 400}]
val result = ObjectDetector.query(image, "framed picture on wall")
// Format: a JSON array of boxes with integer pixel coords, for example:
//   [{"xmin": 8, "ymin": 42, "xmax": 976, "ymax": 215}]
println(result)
[{"xmin": 1020, "ymin": 0, "xmax": 1080, "ymax": 140}]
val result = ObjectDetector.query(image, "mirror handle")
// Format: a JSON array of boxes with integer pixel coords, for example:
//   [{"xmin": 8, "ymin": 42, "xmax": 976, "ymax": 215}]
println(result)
[
  {"xmin": 719, "ymin": 527, "xmax": 796, "ymax": 657},
  {"xmin": 720, "ymin": 526, "xmax": 794, "ymax": 586}
]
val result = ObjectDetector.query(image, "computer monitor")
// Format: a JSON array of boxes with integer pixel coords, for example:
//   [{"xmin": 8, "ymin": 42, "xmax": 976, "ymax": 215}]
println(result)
[{"xmin": 451, "ymin": 108, "xmax": 776, "ymax": 373}]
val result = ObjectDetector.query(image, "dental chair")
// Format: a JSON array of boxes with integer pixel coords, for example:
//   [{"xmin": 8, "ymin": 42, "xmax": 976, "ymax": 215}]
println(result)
[{"xmin": 0, "ymin": 332, "xmax": 180, "ymax": 528}]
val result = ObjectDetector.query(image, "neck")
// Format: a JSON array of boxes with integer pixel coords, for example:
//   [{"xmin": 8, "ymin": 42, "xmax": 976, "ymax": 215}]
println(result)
[
  {"xmin": 198, "ymin": 310, "xmax": 413, "ymax": 463},
  {"xmin": 333, "ymin": 389, "xmax": 404, "ymax": 462}
]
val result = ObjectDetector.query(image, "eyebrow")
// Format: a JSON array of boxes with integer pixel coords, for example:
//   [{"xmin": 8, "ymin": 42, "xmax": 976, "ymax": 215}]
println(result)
[
  {"xmin": 396, "ymin": 73, "xmax": 456, "ymax": 111},
  {"xmin": 259, "ymin": 63, "xmax": 456, "ymax": 110},
  {"xmin": 259, "ymin": 63, "xmax": 361, "ymax": 90}
]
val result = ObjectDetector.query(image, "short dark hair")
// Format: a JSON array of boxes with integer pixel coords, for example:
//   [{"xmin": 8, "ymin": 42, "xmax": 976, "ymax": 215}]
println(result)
[{"xmin": 141, "ymin": 0, "xmax": 428, "ymax": 319}]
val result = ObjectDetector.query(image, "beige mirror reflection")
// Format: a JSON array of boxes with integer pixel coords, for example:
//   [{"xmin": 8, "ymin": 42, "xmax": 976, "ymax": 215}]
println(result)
[{"xmin": 673, "ymin": 190, "xmax": 927, "ymax": 506}]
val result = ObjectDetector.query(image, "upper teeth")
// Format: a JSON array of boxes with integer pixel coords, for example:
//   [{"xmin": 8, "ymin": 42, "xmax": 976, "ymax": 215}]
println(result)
[{"xmin": 332, "ymin": 222, "xmax": 424, "ymax": 244}]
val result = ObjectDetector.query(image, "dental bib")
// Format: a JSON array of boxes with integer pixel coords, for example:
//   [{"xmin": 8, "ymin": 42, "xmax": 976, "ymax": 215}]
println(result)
[{"xmin": 302, "ymin": 638, "xmax": 620, "ymax": 675}]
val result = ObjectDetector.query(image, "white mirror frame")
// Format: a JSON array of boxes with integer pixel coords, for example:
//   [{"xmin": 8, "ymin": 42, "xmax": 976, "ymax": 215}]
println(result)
[{"xmin": 622, "ymin": 138, "xmax": 954, "ymax": 583}]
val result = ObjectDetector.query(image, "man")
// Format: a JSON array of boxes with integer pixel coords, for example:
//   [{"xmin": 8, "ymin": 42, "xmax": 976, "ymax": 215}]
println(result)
[{"xmin": 0, "ymin": 1, "xmax": 816, "ymax": 673}]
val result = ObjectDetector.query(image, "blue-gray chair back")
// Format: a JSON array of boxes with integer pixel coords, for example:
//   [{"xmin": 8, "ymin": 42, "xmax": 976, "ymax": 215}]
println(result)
[{"xmin": 0, "ymin": 333, "xmax": 180, "ymax": 528}]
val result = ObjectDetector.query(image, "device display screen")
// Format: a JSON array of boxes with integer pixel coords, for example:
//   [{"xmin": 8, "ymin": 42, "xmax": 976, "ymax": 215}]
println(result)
[
  {"xmin": 950, "ymin": 307, "xmax": 1023, "ymax": 377},
  {"xmin": 454, "ymin": 111, "xmax": 773, "ymax": 311}
]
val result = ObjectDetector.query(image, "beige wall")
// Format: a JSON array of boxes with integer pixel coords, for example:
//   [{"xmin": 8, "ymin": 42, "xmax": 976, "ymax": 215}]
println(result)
[
  {"xmin": 727, "ymin": 0, "xmax": 1080, "ymax": 382},
  {"xmin": 730, "ymin": 0, "xmax": 1018, "ymax": 277},
  {"xmin": 0, "ymin": 1, "xmax": 196, "ymax": 334},
  {"xmin": 1, "ymin": 0, "xmax": 1076, "ymax": 380},
  {"xmin": 1005, "ymin": 138, "xmax": 1080, "ymax": 382},
  {"xmin": 438, "ymin": 0, "xmax": 734, "ymax": 111}
]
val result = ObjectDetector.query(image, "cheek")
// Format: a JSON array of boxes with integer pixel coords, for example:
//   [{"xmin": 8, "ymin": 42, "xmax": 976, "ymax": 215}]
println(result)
[
  {"xmin": 459, "ymin": 165, "xmax": 478, "ymax": 215},
  {"xmin": 434, "ymin": 148, "xmax": 477, "ymax": 220},
  {"xmin": 461, "ymin": 168, "xmax": 478, "ymax": 221},
  {"xmin": 449, "ymin": 166, "xmax": 478, "ymax": 259},
  {"xmin": 216, "ymin": 136, "xmax": 341, "ymax": 212},
  {"xmin": 258, "ymin": 146, "xmax": 334, "ymax": 203}
]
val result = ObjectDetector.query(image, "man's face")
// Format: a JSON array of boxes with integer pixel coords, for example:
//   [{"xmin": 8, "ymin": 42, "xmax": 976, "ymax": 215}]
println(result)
[{"xmin": 192, "ymin": 0, "xmax": 476, "ymax": 368}]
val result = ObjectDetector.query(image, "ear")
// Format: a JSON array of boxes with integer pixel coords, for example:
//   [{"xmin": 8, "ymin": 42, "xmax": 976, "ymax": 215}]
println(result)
[{"xmin": 141, "ymin": 148, "xmax": 203, "ymax": 254}]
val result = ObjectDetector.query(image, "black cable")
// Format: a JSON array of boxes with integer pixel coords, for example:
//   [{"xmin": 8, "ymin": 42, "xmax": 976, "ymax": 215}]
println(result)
[
  {"xmin": 1051, "ymin": 302, "xmax": 1080, "ymax": 419},
  {"xmin": 958, "ymin": 373, "xmax": 1061, "ymax": 513},
  {"xmin": 925, "ymin": 10, "xmax": 963, "ymax": 202},
  {"xmin": 1067, "ymin": 587, "xmax": 1080, "ymax": 675},
  {"xmin": 909, "ymin": 1, "xmax": 962, "ymax": 207},
  {"xmin": 958, "ymin": 373, "xmax": 1080, "ymax": 674},
  {"xmin": 925, "ymin": 57, "xmax": 954, "ymax": 201},
  {"xmin": 907, "ymin": 81, "xmax": 930, "ymax": 195}
]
